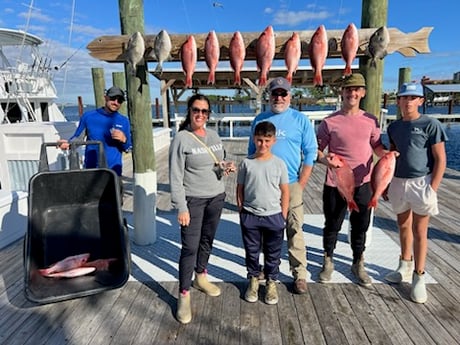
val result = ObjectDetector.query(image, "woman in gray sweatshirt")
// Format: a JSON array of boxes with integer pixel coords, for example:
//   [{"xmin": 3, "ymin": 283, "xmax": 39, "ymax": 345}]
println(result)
[{"xmin": 169, "ymin": 93, "xmax": 234, "ymax": 324}]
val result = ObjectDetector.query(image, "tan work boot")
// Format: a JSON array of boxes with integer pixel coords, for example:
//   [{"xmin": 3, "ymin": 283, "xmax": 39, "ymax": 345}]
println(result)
[
  {"xmin": 193, "ymin": 270, "xmax": 221, "ymax": 297},
  {"xmin": 177, "ymin": 290, "xmax": 192, "ymax": 324},
  {"xmin": 265, "ymin": 279, "xmax": 278, "ymax": 305},
  {"xmin": 385, "ymin": 256, "xmax": 414, "ymax": 283},
  {"xmin": 244, "ymin": 276, "xmax": 259, "ymax": 303},
  {"xmin": 319, "ymin": 254, "xmax": 334, "ymax": 283},
  {"xmin": 351, "ymin": 256, "xmax": 372, "ymax": 287}
]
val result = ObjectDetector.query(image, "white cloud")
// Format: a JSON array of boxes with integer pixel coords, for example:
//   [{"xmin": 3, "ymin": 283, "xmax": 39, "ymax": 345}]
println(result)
[{"xmin": 272, "ymin": 10, "xmax": 331, "ymax": 26}]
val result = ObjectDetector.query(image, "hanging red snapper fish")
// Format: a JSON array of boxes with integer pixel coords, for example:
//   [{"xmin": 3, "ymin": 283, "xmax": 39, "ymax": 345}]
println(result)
[
  {"xmin": 368, "ymin": 151, "xmax": 398, "ymax": 209},
  {"xmin": 256, "ymin": 25, "xmax": 275, "ymax": 87},
  {"xmin": 284, "ymin": 32, "xmax": 301, "ymax": 84},
  {"xmin": 308, "ymin": 25, "xmax": 328, "ymax": 86},
  {"xmin": 205, "ymin": 30, "xmax": 220, "ymax": 85},
  {"xmin": 180, "ymin": 35, "xmax": 197, "ymax": 88},
  {"xmin": 229, "ymin": 31, "xmax": 246, "ymax": 86},
  {"xmin": 340, "ymin": 23, "xmax": 359, "ymax": 76}
]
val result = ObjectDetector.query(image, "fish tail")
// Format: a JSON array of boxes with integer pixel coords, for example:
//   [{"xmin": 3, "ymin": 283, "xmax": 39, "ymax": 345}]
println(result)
[
  {"xmin": 154, "ymin": 63, "xmax": 163, "ymax": 74},
  {"xmin": 285, "ymin": 73, "xmax": 293, "ymax": 84},
  {"xmin": 258, "ymin": 74, "xmax": 267, "ymax": 87},
  {"xmin": 185, "ymin": 74, "xmax": 193, "ymax": 88},
  {"xmin": 343, "ymin": 65, "xmax": 352, "ymax": 76},
  {"xmin": 370, "ymin": 58, "xmax": 377, "ymax": 68},
  {"xmin": 348, "ymin": 200, "xmax": 360, "ymax": 213},
  {"xmin": 207, "ymin": 72, "xmax": 215, "ymax": 85},
  {"xmin": 234, "ymin": 72, "xmax": 241, "ymax": 86},
  {"xmin": 367, "ymin": 198, "xmax": 378, "ymax": 209},
  {"xmin": 313, "ymin": 72, "xmax": 323, "ymax": 86}
]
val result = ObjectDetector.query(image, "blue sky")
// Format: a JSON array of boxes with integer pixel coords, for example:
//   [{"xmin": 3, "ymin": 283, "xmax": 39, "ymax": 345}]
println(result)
[{"xmin": 1, "ymin": 0, "xmax": 459, "ymax": 104}]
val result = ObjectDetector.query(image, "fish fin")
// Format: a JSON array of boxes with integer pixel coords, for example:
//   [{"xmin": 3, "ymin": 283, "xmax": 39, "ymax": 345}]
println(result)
[
  {"xmin": 207, "ymin": 72, "xmax": 215, "ymax": 85},
  {"xmin": 370, "ymin": 58, "xmax": 377, "ymax": 68},
  {"xmin": 286, "ymin": 73, "xmax": 293, "ymax": 84}
]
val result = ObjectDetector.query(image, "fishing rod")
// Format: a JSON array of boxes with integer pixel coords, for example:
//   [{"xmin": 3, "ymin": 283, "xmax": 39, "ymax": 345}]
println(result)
[{"xmin": 54, "ymin": 43, "xmax": 84, "ymax": 70}]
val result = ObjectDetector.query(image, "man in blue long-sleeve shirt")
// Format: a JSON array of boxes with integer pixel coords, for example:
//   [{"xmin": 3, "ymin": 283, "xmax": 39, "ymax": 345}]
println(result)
[
  {"xmin": 248, "ymin": 77, "xmax": 318, "ymax": 294},
  {"xmin": 58, "ymin": 86, "xmax": 132, "ymax": 176}
]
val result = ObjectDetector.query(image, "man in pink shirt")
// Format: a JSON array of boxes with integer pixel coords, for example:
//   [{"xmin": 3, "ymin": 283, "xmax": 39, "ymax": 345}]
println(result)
[{"xmin": 316, "ymin": 73, "xmax": 387, "ymax": 287}]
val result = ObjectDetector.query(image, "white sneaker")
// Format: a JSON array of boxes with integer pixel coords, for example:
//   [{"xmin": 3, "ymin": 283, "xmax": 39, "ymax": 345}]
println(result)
[
  {"xmin": 411, "ymin": 271, "xmax": 427, "ymax": 304},
  {"xmin": 385, "ymin": 257, "xmax": 414, "ymax": 283}
]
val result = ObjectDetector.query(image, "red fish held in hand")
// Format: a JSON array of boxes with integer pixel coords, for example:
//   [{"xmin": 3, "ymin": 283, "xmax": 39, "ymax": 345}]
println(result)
[
  {"xmin": 284, "ymin": 32, "xmax": 301, "ymax": 84},
  {"xmin": 39, "ymin": 253, "xmax": 90, "ymax": 276},
  {"xmin": 180, "ymin": 35, "xmax": 197, "ymax": 88},
  {"xmin": 330, "ymin": 154, "xmax": 359, "ymax": 213},
  {"xmin": 256, "ymin": 25, "xmax": 275, "ymax": 87},
  {"xmin": 340, "ymin": 23, "xmax": 359, "ymax": 76},
  {"xmin": 308, "ymin": 25, "xmax": 328, "ymax": 87},
  {"xmin": 368, "ymin": 151, "xmax": 398, "ymax": 209},
  {"xmin": 229, "ymin": 31, "xmax": 246, "ymax": 86},
  {"xmin": 205, "ymin": 30, "xmax": 220, "ymax": 85}
]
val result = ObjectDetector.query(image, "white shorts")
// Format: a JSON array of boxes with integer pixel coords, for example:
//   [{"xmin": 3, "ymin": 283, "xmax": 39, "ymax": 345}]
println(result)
[{"xmin": 387, "ymin": 175, "xmax": 439, "ymax": 216}]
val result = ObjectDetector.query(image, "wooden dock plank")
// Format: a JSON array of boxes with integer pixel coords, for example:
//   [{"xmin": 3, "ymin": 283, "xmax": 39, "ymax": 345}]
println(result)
[{"xmin": 0, "ymin": 139, "xmax": 459, "ymax": 345}]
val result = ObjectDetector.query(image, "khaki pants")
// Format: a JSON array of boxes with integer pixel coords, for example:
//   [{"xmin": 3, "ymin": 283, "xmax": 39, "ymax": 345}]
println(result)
[{"xmin": 286, "ymin": 182, "xmax": 307, "ymax": 280}]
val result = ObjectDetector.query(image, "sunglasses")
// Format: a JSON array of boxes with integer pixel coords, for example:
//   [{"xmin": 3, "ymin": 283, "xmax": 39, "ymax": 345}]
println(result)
[
  {"xmin": 191, "ymin": 107, "xmax": 210, "ymax": 116},
  {"xmin": 109, "ymin": 96, "xmax": 124, "ymax": 104},
  {"xmin": 271, "ymin": 90, "xmax": 288, "ymax": 97}
]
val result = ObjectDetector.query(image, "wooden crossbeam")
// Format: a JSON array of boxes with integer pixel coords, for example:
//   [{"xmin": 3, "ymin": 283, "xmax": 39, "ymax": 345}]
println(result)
[{"xmin": 87, "ymin": 27, "xmax": 433, "ymax": 63}]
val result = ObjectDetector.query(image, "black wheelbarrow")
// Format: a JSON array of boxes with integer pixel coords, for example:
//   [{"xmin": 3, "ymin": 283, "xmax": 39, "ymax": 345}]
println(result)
[{"xmin": 24, "ymin": 141, "xmax": 130, "ymax": 304}]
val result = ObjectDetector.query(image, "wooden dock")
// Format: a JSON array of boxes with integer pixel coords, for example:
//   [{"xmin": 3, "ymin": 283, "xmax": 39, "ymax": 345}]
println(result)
[{"xmin": 1, "ymin": 139, "xmax": 459, "ymax": 345}]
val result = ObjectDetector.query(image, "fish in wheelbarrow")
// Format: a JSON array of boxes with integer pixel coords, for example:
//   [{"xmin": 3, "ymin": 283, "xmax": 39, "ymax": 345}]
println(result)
[
  {"xmin": 82, "ymin": 258, "xmax": 118, "ymax": 271},
  {"xmin": 45, "ymin": 267, "xmax": 96, "ymax": 278},
  {"xmin": 39, "ymin": 253, "xmax": 90, "ymax": 276},
  {"xmin": 329, "ymin": 154, "xmax": 359, "ymax": 213},
  {"xmin": 368, "ymin": 151, "xmax": 398, "ymax": 209}
]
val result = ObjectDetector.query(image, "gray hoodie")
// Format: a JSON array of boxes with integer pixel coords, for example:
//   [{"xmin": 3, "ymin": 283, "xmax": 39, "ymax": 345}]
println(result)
[{"xmin": 169, "ymin": 128, "xmax": 225, "ymax": 213}]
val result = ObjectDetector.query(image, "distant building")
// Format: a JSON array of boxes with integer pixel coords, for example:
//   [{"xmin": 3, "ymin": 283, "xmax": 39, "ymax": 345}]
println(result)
[{"xmin": 454, "ymin": 71, "xmax": 460, "ymax": 82}]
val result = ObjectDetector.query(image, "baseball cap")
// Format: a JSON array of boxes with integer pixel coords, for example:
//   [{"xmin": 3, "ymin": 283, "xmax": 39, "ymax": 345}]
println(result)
[
  {"xmin": 106, "ymin": 86, "xmax": 125, "ymax": 101},
  {"xmin": 269, "ymin": 77, "xmax": 291, "ymax": 92},
  {"xmin": 341, "ymin": 73, "xmax": 366, "ymax": 88},
  {"xmin": 397, "ymin": 82, "xmax": 424, "ymax": 97}
]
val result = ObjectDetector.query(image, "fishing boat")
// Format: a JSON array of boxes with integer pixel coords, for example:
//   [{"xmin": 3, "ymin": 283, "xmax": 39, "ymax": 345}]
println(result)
[{"xmin": 0, "ymin": 28, "xmax": 77, "ymax": 249}]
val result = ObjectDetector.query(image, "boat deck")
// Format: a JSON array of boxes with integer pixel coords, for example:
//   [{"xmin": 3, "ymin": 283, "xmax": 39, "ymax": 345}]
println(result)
[{"xmin": 1, "ymin": 139, "xmax": 459, "ymax": 345}]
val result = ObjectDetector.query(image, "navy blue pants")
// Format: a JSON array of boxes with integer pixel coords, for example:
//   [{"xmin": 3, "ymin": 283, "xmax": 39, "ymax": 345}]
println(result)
[
  {"xmin": 179, "ymin": 193, "xmax": 225, "ymax": 291},
  {"xmin": 322, "ymin": 183, "xmax": 372, "ymax": 263},
  {"xmin": 240, "ymin": 210, "xmax": 285, "ymax": 281}
]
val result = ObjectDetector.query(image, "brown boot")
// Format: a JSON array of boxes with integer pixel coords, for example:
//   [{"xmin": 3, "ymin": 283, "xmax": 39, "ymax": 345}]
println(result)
[
  {"xmin": 193, "ymin": 270, "xmax": 221, "ymax": 297},
  {"xmin": 319, "ymin": 254, "xmax": 334, "ymax": 283},
  {"xmin": 176, "ymin": 290, "xmax": 191, "ymax": 324},
  {"xmin": 351, "ymin": 256, "xmax": 372, "ymax": 287}
]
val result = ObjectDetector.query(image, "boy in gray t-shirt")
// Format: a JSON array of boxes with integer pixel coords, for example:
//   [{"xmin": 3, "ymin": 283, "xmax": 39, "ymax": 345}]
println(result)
[{"xmin": 237, "ymin": 121, "xmax": 289, "ymax": 305}]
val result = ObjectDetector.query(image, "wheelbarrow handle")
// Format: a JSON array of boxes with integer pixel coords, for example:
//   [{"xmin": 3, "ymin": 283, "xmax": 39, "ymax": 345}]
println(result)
[{"xmin": 39, "ymin": 141, "xmax": 107, "ymax": 172}]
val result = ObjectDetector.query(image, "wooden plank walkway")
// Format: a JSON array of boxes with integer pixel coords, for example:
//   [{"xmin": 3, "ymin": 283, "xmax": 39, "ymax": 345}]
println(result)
[{"xmin": 1, "ymin": 139, "xmax": 459, "ymax": 345}]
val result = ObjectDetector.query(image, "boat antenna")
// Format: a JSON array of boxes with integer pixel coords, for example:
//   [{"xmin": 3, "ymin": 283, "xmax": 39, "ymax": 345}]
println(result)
[
  {"xmin": 60, "ymin": 0, "xmax": 77, "ymax": 100},
  {"xmin": 18, "ymin": 0, "xmax": 36, "ymax": 63}
]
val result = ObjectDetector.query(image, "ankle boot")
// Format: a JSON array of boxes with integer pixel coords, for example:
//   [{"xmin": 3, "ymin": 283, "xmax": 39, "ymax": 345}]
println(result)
[
  {"xmin": 193, "ymin": 270, "xmax": 221, "ymax": 297},
  {"xmin": 177, "ymin": 290, "xmax": 192, "ymax": 324},
  {"xmin": 351, "ymin": 256, "xmax": 372, "ymax": 287},
  {"xmin": 319, "ymin": 254, "xmax": 334, "ymax": 283},
  {"xmin": 411, "ymin": 271, "xmax": 427, "ymax": 303},
  {"xmin": 385, "ymin": 256, "xmax": 414, "ymax": 283}
]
